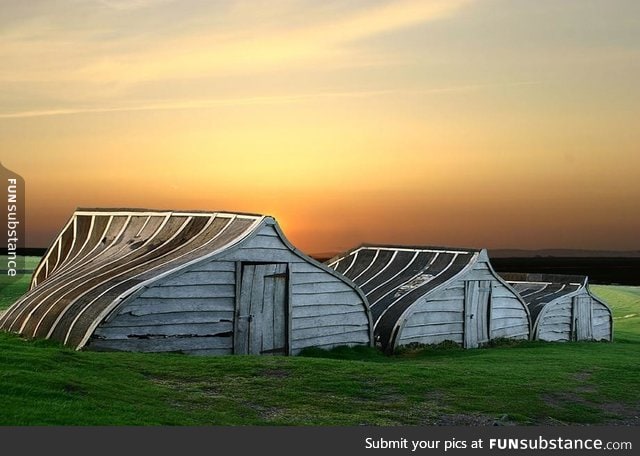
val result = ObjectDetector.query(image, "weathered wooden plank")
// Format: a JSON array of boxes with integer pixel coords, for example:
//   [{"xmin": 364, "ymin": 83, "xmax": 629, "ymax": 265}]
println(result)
[
  {"xmin": 464, "ymin": 280, "xmax": 477, "ymax": 348},
  {"xmin": 235, "ymin": 264, "xmax": 255, "ymax": 355},
  {"xmin": 190, "ymin": 261, "xmax": 236, "ymax": 272},
  {"xmin": 261, "ymin": 267, "xmax": 276, "ymax": 352},
  {"xmin": 539, "ymin": 316, "xmax": 571, "ymax": 325},
  {"xmin": 245, "ymin": 234, "xmax": 288, "ymax": 250},
  {"xmin": 272, "ymin": 264, "xmax": 287, "ymax": 354},
  {"xmin": 410, "ymin": 300, "xmax": 463, "ymax": 313},
  {"xmin": 546, "ymin": 302, "xmax": 572, "ymax": 310},
  {"xmin": 405, "ymin": 311, "xmax": 462, "ymax": 326},
  {"xmin": 292, "ymin": 272, "xmax": 338, "ymax": 285},
  {"xmin": 478, "ymin": 280, "xmax": 491, "ymax": 344},
  {"xmin": 159, "ymin": 271, "xmax": 235, "ymax": 287},
  {"xmin": 293, "ymin": 312, "xmax": 367, "ymax": 330},
  {"xmin": 401, "ymin": 322, "xmax": 464, "ymax": 339},
  {"xmin": 255, "ymin": 224, "xmax": 279, "ymax": 237},
  {"xmin": 291, "ymin": 305, "xmax": 364, "ymax": 319},
  {"xmin": 592, "ymin": 325, "xmax": 610, "ymax": 338},
  {"xmin": 292, "ymin": 291, "xmax": 363, "ymax": 307},
  {"xmin": 591, "ymin": 326, "xmax": 610, "ymax": 340},
  {"xmin": 537, "ymin": 328, "xmax": 574, "ymax": 335},
  {"xmin": 491, "ymin": 326, "xmax": 530, "ymax": 338},
  {"xmin": 490, "ymin": 317, "xmax": 531, "ymax": 329},
  {"xmin": 462, "ymin": 263, "xmax": 494, "ymax": 281},
  {"xmin": 492, "ymin": 330, "xmax": 529, "ymax": 340},
  {"xmin": 105, "ymin": 310, "xmax": 234, "ymax": 327},
  {"xmin": 537, "ymin": 325, "xmax": 570, "ymax": 336},
  {"xmin": 490, "ymin": 321, "xmax": 529, "ymax": 332},
  {"xmin": 592, "ymin": 308, "xmax": 610, "ymax": 318},
  {"xmin": 404, "ymin": 319, "xmax": 464, "ymax": 329},
  {"xmin": 537, "ymin": 325, "xmax": 571, "ymax": 336},
  {"xmin": 538, "ymin": 314, "xmax": 572, "ymax": 324},
  {"xmin": 221, "ymin": 248, "xmax": 303, "ymax": 263},
  {"xmin": 488, "ymin": 307, "xmax": 526, "ymax": 319},
  {"xmin": 397, "ymin": 335, "xmax": 464, "ymax": 347},
  {"xmin": 422, "ymin": 285, "xmax": 464, "ymax": 301},
  {"xmin": 537, "ymin": 325, "xmax": 570, "ymax": 337},
  {"xmin": 293, "ymin": 324, "xmax": 368, "ymax": 341},
  {"xmin": 573, "ymin": 296, "xmax": 593, "ymax": 341},
  {"xmin": 537, "ymin": 331, "xmax": 570, "ymax": 342},
  {"xmin": 291, "ymin": 262, "xmax": 327, "ymax": 274},
  {"xmin": 490, "ymin": 296, "xmax": 528, "ymax": 309},
  {"xmin": 249, "ymin": 265, "xmax": 267, "ymax": 354},
  {"xmin": 292, "ymin": 340, "xmax": 366, "ymax": 353},
  {"xmin": 540, "ymin": 314, "xmax": 571, "ymax": 324},
  {"xmin": 89, "ymin": 335, "xmax": 233, "ymax": 352},
  {"xmin": 291, "ymin": 331, "xmax": 369, "ymax": 348},
  {"xmin": 140, "ymin": 284, "xmax": 235, "ymax": 299},
  {"xmin": 592, "ymin": 308, "xmax": 610, "ymax": 317},
  {"xmin": 491, "ymin": 286, "xmax": 523, "ymax": 299},
  {"xmin": 399, "ymin": 330, "xmax": 464, "ymax": 341},
  {"xmin": 94, "ymin": 321, "xmax": 233, "ymax": 339},
  {"xmin": 292, "ymin": 281, "xmax": 350, "ymax": 294},
  {"xmin": 121, "ymin": 297, "xmax": 235, "ymax": 315}
]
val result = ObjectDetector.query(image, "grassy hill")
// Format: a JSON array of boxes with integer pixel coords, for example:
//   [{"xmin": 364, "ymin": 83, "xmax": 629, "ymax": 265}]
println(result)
[{"xmin": 0, "ymin": 259, "xmax": 638, "ymax": 425}]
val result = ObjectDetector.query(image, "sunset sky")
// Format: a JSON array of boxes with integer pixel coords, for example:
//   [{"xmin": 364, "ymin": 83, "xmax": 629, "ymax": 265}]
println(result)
[{"xmin": 1, "ymin": 0, "xmax": 639, "ymax": 253}]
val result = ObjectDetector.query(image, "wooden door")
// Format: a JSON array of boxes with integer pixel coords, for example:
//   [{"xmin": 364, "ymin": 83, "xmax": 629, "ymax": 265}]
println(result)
[
  {"xmin": 572, "ymin": 296, "xmax": 593, "ymax": 341},
  {"xmin": 464, "ymin": 280, "xmax": 491, "ymax": 348},
  {"xmin": 235, "ymin": 263, "xmax": 288, "ymax": 355}
]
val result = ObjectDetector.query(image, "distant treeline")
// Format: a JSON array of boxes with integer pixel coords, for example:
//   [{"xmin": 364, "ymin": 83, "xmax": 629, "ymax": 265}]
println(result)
[
  {"xmin": 0, "ymin": 247, "xmax": 46, "ymax": 256},
  {"xmin": 492, "ymin": 257, "xmax": 640, "ymax": 286}
]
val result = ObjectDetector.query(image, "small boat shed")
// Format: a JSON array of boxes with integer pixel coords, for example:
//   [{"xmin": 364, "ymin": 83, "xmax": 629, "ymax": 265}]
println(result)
[
  {"xmin": 327, "ymin": 245, "xmax": 530, "ymax": 351},
  {"xmin": 500, "ymin": 273, "xmax": 612, "ymax": 342}
]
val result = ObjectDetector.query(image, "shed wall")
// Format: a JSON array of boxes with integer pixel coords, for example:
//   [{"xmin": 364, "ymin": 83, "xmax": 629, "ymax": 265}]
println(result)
[
  {"xmin": 396, "ymin": 284, "xmax": 464, "ymax": 347},
  {"xmin": 395, "ymin": 259, "xmax": 529, "ymax": 348},
  {"xmin": 531, "ymin": 288, "xmax": 611, "ymax": 342},
  {"xmin": 89, "ymin": 224, "xmax": 370, "ymax": 354},
  {"xmin": 578, "ymin": 288, "xmax": 612, "ymax": 341},
  {"xmin": 591, "ymin": 298, "xmax": 612, "ymax": 341},
  {"xmin": 464, "ymin": 260, "xmax": 529, "ymax": 341},
  {"xmin": 535, "ymin": 300, "xmax": 573, "ymax": 342}
]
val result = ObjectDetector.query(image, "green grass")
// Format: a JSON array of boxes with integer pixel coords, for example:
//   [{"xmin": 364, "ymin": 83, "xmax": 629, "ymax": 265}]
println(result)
[
  {"xmin": 0, "ymin": 261, "xmax": 638, "ymax": 425},
  {"xmin": 591, "ymin": 285, "xmax": 640, "ymax": 343},
  {"xmin": 0, "ymin": 256, "xmax": 39, "ymax": 309}
]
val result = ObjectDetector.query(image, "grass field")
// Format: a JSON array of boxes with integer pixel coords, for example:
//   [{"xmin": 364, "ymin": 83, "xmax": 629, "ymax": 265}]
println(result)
[
  {"xmin": 0, "ymin": 256, "xmax": 39, "ymax": 310},
  {"xmin": 0, "ymin": 259, "xmax": 638, "ymax": 425}
]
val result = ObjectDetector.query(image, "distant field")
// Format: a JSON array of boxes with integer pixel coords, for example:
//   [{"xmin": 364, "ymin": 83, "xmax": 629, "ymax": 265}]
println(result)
[
  {"xmin": 591, "ymin": 285, "xmax": 640, "ymax": 343},
  {"xmin": 0, "ymin": 257, "xmax": 638, "ymax": 425}
]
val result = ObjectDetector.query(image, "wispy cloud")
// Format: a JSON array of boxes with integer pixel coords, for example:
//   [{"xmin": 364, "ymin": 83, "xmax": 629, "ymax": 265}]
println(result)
[
  {"xmin": 0, "ymin": 81, "xmax": 541, "ymax": 119},
  {"xmin": 84, "ymin": 0, "xmax": 473, "ymax": 82},
  {"xmin": 96, "ymin": 0, "xmax": 175, "ymax": 11},
  {"xmin": 0, "ymin": 0, "xmax": 474, "ymax": 84},
  {"xmin": 0, "ymin": 0, "xmax": 478, "ymax": 119}
]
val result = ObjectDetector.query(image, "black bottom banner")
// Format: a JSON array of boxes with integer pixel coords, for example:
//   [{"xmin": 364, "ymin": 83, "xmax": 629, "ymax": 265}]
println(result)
[{"xmin": 0, "ymin": 426, "xmax": 636, "ymax": 455}]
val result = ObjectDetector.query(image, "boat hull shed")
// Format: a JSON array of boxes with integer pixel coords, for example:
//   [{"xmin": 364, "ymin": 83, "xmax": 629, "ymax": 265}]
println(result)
[
  {"xmin": 328, "ymin": 246, "xmax": 531, "ymax": 351},
  {"xmin": 0, "ymin": 209, "xmax": 372, "ymax": 355},
  {"xmin": 502, "ymin": 273, "xmax": 612, "ymax": 342}
]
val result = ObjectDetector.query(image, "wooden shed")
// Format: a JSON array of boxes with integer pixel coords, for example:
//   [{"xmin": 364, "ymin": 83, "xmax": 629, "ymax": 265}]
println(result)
[
  {"xmin": 327, "ymin": 245, "xmax": 530, "ymax": 351},
  {"xmin": 0, "ymin": 208, "xmax": 372, "ymax": 355},
  {"xmin": 500, "ymin": 273, "xmax": 612, "ymax": 342}
]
